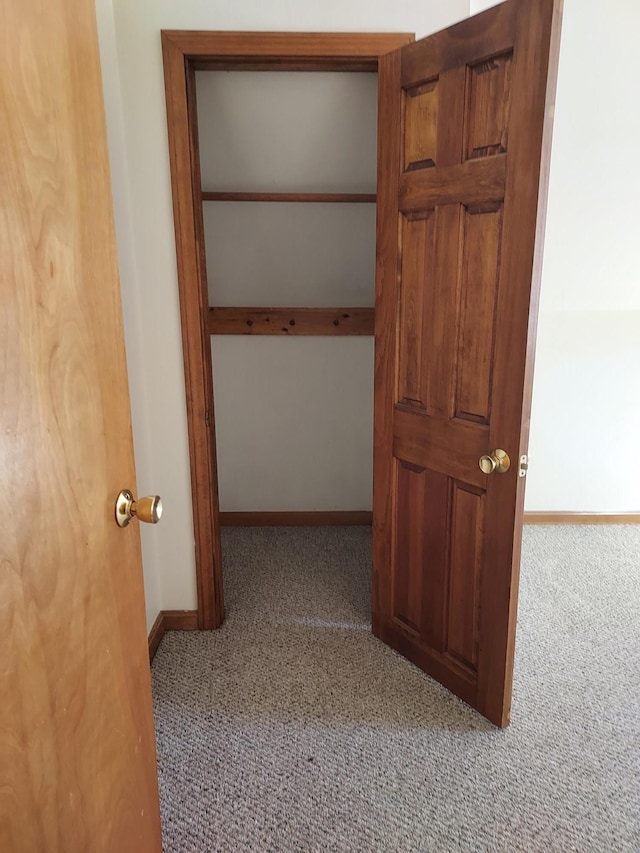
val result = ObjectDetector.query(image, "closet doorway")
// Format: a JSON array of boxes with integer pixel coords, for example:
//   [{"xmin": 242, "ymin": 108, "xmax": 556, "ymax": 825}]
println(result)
[
  {"xmin": 162, "ymin": 2, "xmax": 562, "ymax": 728},
  {"xmin": 161, "ymin": 31, "xmax": 409, "ymax": 634},
  {"xmin": 197, "ymin": 64, "xmax": 381, "ymax": 533}
]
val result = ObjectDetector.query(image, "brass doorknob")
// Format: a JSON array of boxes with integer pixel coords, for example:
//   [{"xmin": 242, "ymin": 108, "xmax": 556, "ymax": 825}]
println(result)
[
  {"xmin": 115, "ymin": 489, "xmax": 163, "ymax": 528},
  {"xmin": 479, "ymin": 449, "xmax": 510, "ymax": 475}
]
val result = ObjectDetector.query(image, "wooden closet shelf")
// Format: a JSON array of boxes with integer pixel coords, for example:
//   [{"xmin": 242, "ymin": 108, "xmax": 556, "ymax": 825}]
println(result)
[
  {"xmin": 201, "ymin": 191, "xmax": 376, "ymax": 203},
  {"xmin": 208, "ymin": 307, "xmax": 374, "ymax": 336}
]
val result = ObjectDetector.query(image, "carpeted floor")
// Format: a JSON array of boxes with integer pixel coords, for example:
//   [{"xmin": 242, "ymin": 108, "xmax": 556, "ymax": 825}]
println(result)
[{"xmin": 151, "ymin": 525, "xmax": 640, "ymax": 852}]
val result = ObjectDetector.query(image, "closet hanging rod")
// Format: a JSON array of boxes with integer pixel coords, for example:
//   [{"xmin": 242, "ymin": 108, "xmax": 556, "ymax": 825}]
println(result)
[{"xmin": 201, "ymin": 191, "xmax": 376, "ymax": 204}]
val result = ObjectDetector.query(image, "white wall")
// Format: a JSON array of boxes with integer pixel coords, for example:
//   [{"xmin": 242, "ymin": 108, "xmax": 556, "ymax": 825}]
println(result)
[
  {"xmin": 95, "ymin": 0, "xmax": 161, "ymax": 629},
  {"xmin": 469, "ymin": 0, "xmax": 499, "ymax": 11},
  {"xmin": 525, "ymin": 0, "xmax": 640, "ymax": 510},
  {"xmin": 198, "ymin": 71, "xmax": 377, "ymax": 511},
  {"xmin": 197, "ymin": 71, "xmax": 378, "ymax": 195},
  {"xmin": 471, "ymin": 0, "xmax": 640, "ymax": 511},
  {"xmin": 204, "ymin": 202, "xmax": 376, "ymax": 308},
  {"xmin": 103, "ymin": 0, "xmax": 470, "ymax": 614},
  {"xmin": 212, "ymin": 338, "xmax": 375, "ymax": 511}
]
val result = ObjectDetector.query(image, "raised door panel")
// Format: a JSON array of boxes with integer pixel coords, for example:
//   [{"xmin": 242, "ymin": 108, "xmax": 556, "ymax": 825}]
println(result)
[
  {"xmin": 455, "ymin": 203, "xmax": 503, "ymax": 424},
  {"xmin": 397, "ymin": 212, "xmax": 434, "ymax": 409},
  {"xmin": 446, "ymin": 484, "xmax": 484, "ymax": 672},
  {"xmin": 465, "ymin": 52, "xmax": 513, "ymax": 161},
  {"xmin": 404, "ymin": 81, "xmax": 439, "ymax": 171}
]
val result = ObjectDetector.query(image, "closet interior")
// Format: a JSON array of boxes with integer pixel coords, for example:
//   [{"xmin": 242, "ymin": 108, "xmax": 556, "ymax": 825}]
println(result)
[{"xmin": 195, "ymin": 69, "xmax": 379, "ymax": 545}]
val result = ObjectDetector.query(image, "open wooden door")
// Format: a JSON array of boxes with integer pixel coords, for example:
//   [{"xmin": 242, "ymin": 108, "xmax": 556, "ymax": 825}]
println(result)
[
  {"xmin": 373, "ymin": 0, "xmax": 562, "ymax": 727},
  {"xmin": 1, "ymin": 0, "xmax": 162, "ymax": 848}
]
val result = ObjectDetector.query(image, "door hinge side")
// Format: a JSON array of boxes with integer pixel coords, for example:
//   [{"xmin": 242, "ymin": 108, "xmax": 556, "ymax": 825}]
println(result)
[{"xmin": 205, "ymin": 410, "xmax": 210, "ymax": 428}]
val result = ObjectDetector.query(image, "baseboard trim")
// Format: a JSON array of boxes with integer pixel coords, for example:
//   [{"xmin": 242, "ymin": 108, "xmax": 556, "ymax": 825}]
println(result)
[
  {"xmin": 221, "ymin": 510, "xmax": 639, "ymax": 527},
  {"xmin": 163, "ymin": 609, "xmax": 199, "ymax": 630},
  {"xmin": 149, "ymin": 511, "xmax": 636, "ymax": 659},
  {"xmin": 524, "ymin": 512, "xmax": 640, "ymax": 525},
  {"xmin": 220, "ymin": 510, "xmax": 373, "ymax": 526},
  {"xmin": 148, "ymin": 612, "xmax": 165, "ymax": 662},
  {"xmin": 148, "ymin": 609, "xmax": 199, "ymax": 662}
]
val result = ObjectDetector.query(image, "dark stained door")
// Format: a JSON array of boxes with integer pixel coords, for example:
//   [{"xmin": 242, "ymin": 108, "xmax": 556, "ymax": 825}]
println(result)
[{"xmin": 373, "ymin": 0, "xmax": 562, "ymax": 727}]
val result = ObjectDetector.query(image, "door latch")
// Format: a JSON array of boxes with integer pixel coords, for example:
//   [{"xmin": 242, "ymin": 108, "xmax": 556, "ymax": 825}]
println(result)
[{"xmin": 519, "ymin": 455, "xmax": 529, "ymax": 478}]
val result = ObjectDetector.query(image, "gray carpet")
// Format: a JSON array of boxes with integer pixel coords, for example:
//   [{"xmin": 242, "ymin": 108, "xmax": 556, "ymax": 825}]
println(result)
[{"xmin": 151, "ymin": 526, "xmax": 640, "ymax": 852}]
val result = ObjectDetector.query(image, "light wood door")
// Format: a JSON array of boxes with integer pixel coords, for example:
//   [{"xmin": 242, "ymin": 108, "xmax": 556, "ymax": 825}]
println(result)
[
  {"xmin": 373, "ymin": 0, "xmax": 562, "ymax": 727},
  {"xmin": 0, "ymin": 0, "xmax": 162, "ymax": 849}
]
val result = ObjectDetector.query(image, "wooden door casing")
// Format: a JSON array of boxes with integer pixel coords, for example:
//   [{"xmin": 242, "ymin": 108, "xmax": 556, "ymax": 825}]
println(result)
[
  {"xmin": 0, "ymin": 0, "xmax": 162, "ymax": 848},
  {"xmin": 161, "ymin": 31, "xmax": 414, "ymax": 629},
  {"xmin": 373, "ymin": 0, "xmax": 563, "ymax": 727}
]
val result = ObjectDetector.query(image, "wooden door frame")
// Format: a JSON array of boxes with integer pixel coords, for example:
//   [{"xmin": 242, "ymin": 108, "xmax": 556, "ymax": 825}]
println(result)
[{"xmin": 161, "ymin": 31, "xmax": 414, "ymax": 629}]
